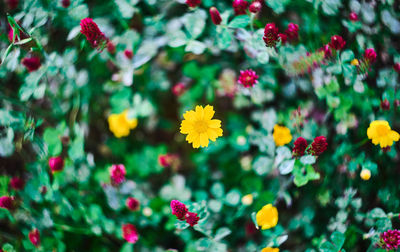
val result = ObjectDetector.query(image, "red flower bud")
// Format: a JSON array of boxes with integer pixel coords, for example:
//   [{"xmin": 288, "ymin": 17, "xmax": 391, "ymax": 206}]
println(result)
[
  {"xmin": 186, "ymin": 0, "xmax": 201, "ymax": 7},
  {"xmin": 285, "ymin": 23, "xmax": 299, "ymax": 41},
  {"xmin": 394, "ymin": 63, "xmax": 400, "ymax": 73},
  {"xmin": 61, "ymin": 0, "xmax": 70, "ymax": 8},
  {"xmin": 6, "ymin": 0, "xmax": 18, "ymax": 9},
  {"xmin": 364, "ymin": 48, "xmax": 377, "ymax": 63},
  {"xmin": 170, "ymin": 200, "xmax": 188, "ymax": 220},
  {"xmin": 28, "ymin": 229, "xmax": 40, "ymax": 247},
  {"xmin": 80, "ymin": 18, "xmax": 108, "ymax": 51},
  {"xmin": 329, "ymin": 35, "xmax": 346, "ymax": 50},
  {"xmin": 263, "ymin": 23, "xmax": 279, "ymax": 48},
  {"xmin": 0, "ymin": 196, "xmax": 15, "ymax": 210},
  {"xmin": 124, "ymin": 49, "xmax": 134, "ymax": 59},
  {"xmin": 394, "ymin": 99, "xmax": 400, "ymax": 108},
  {"xmin": 107, "ymin": 42, "xmax": 116, "ymax": 54},
  {"xmin": 349, "ymin": 12, "xmax": 358, "ymax": 21},
  {"xmin": 126, "ymin": 197, "xmax": 140, "ymax": 211},
  {"xmin": 48, "ymin": 156, "xmax": 64, "ymax": 173},
  {"xmin": 122, "ymin": 224, "xmax": 139, "ymax": 244},
  {"xmin": 320, "ymin": 44, "xmax": 332, "ymax": 58},
  {"xmin": 172, "ymin": 83, "xmax": 186, "ymax": 96},
  {"xmin": 110, "ymin": 164, "xmax": 126, "ymax": 186},
  {"xmin": 249, "ymin": 1, "xmax": 262, "ymax": 13},
  {"xmin": 185, "ymin": 212, "xmax": 200, "ymax": 226},
  {"xmin": 233, "ymin": 0, "xmax": 249, "ymax": 15},
  {"xmin": 10, "ymin": 177, "xmax": 25, "ymax": 191},
  {"xmin": 292, "ymin": 137, "xmax": 308, "ymax": 157},
  {"xmin": 381, "ymin": 99, "xmax": 390, "ymax": 110},
  {"xmin": 310, "ymin": 136, "xmax": 328, "ymax": 156},
  {"xmin": 278, "ymin": 33, "xmax": 288, "ymax": 44},
  {"xmin": 21, "ymin": 57, "xmax": 41, "ymax": 72},
  {"xmin": 209, "ymin": 7, "xmax": 222, "ymax": 25}
]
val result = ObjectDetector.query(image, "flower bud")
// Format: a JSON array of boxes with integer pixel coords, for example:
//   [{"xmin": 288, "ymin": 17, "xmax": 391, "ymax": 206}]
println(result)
[
  {"xmin": 107, "ymin": 42, "xmax": 116, "ymax": 54},
  {"xmin": 185, "ymin": 212, "xmax": 200, "ymax": 226},
  {"xmin": 10, "ymin": 177, "xmax": 25, "ymax": 191},
  {"xmin": 170, "ymin": 200, "xmax": 188, "ymax": 220},
  {"xmin": 61, "ymin": 0, "xmax": 70, "ymax": 8},
  {"xmin": 329, "ymin": 35, "xmax": 346, "ymax": 50},
  {"xmin": 263, "ymin": 23, "xmax": 279, "ymax": 48},
  {"xmin": 185, "ymin": 0, "xmax": 201, "ymax": 7},
  {"xmin": 381, "ymin": 99, "xmax": 390, "ymax": 110},
  {"xmin": 126, "ymin": 197, "xmax": 140, "ymax": 211},
  {"xmin": 310, "ymin": 136, "xmax": 328, "ymax": 156},
  {"xmin": 122, "ymin": 224, "xmax": 139, "ymax": 244},
  {"xmin": 28, "ymin": 229, "xmax": 40, "ymax": 247},
  {"xmin": 349, "ymin": 12, "xmax": 358, "ymax": 21},
  {"xmin": 80, "ymin": 18, "xmax": 108, "ymax": 51},
  {"xmin": 285, "ymin": 23, "xmax": 299, "ymax": 41},
  {"xmin": 110, "ymin": 164, "xmax": 126, "ymax": 186},
  {"xmin": 124, "ymin": 49, "xmax": 133, "ymax": 59},
  {"xmin": 249, "ymin": 1, "xmax": 262, "ymax": 13},
  {"xmin": 48, "ymin": 156, "xmax": 64, "ymax": 173},
  {"xmin": 360, "ymin": 169, "xmax": 371, "ymax": 180},
  {"xmin": 364, "ymin": 48, "xmax": 377, "ymax": 63},
  {"xmin": 233, "ymin": 0, "xmax": 249, "ymax": 15},
  {"xmin": 22, "ymin": 57, "xmax": 41, "ymax": 72},
  {"xmin": 209, "ymin": 7, "xmax": 222, "ymax": 25},
  {"xmin": 394, "ymin": 63, "xmax": 400, "ymax": 73},
  {"xmin": 0, "ymin": 196, "xmax": 15, "ymax": 210}
]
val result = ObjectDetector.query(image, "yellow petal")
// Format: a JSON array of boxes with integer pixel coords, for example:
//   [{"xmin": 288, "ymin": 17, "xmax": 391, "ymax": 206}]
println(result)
[
  {"xmin": 208, "ymin": 119, "xmax": 221, "ymax": 128},
  {"xmin": 199, "ymin": 133, "xmax": 209, "ymax": 147},
  {"xmin": 203, "ymin": 105, "xmax": 215, "ymax": 120}
]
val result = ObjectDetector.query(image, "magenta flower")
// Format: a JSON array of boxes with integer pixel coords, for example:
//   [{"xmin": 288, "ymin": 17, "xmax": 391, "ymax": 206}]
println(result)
[
  {"xmin": 310, "ymin": 136, "xmax": 328, "ymax": 156},
  {"xmin": 320, "ymin": 44, "xmax": 332, "ymax": 58},
  {"xmin": 263, "ymin": 23, "xmax": 279, "ymax": 47},
  {"xmin": 292, "ymin": 137, "xmax": 308, "ymax": 157},
  {"xmin": 10, "ymin": 177, "xmax": 25, "ymax": 191},
  {"xmin": 29, "ymin": 229, "xmax": 40, "ymax": 247},
  {"xmin": 278, "ymin": 33, "xmax": 288, "ymax": 44},
  {"xmin": 122, "ymin": 224, "xmax": 139, "ymax": 244},
  {"xmin": 381, "ymin": 99, "xmax": 390, "ymax": 111},
  {"xmin": 377, "ymin": 230, "xmax": 400, "ymax": 250},
  {"xmin": 394, "ymin": 63, "xmax": 400, "ymax": 73},
  {"xmin": 209, "ymin": 7, "xmax": 222, "ymax": 25},
  {"xmin": 22, "ymin": 57, "xmax": 41, "ymax": 72},
  {"xmin": 0, "ymin": 196, "xmax": 15, "ymax": 210},
  {"xmin": 126, "ymin": 197, "xmax": 140, "ymax": 211},
  {"xmin": 238, "ymin": 69, "xmax": 259, "ymax": 88},
  {"xmin": 364, "ymin": 48, "xmax": 377, "ymax": 63},
  {"xmin": 329, "ymin": 35, "xmax": 346, "ymax": 50},
  {"xmin": 249, "ymin": 1, "xmax": 262, "ymax": 13},
  {"xmin": 110, "ymin": 164, "xmax": 126, "ymax": 186},
  {"xmin": 349, "ymin": 12, "xmax": 358, "ymax": 21},
  {"xmin": 80, "ymin": 18, "xmax": 108, "ymax": 50},
  {"xmin": 170, "ymin": 200, "xmax": 188, "ymax": 220},
  {"xmin": 48, "ymin": 156, "xmax": 64, "ymax": 173},
  {"xmin": 185, "ymin": 212, "xmax": 200, "ymax": 226},
  {"xmin": 172, "ymin": 83, "xmax": 186, "ymax": 96},
  {"xmin": 61, "ymin": 0, "xmax": 70, "ymax": 8},
  {"xmin": 185, "ymin": 0, "xmax": 201, "ymax": 7},
  {"xmin": 232, "ymin": 0, "xmax": 249, "ymax": 15},
  {"xmin": 285, "ymin": 23, "xmax": 299, "ymax": 41},
  {"xmin": 124, "ymin": 49, "xmax": 134, "ymax": 59}
]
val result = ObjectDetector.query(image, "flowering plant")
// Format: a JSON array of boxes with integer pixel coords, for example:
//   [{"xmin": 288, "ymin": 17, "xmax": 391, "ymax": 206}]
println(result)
[{"xmin": 1, "ymin": 0, "xmax": 400, "ymax": 251}]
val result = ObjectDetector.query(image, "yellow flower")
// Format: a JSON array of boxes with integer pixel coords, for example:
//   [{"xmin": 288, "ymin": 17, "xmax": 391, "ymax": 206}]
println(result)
[
  {"xmin": 360, "ymin": 169, "xmax": 371, "ymax": 181},
  {"xmin": 108, "ymin": 110, "xmax": 138, "ymax": 138},
  {"xmin": 256, "ymin": 204, "xmax": 278, "ymax": 230},
  {"xmin": 180, "ymin": 105, "xmax": 223, "ymax": 148},
  {"xmin": 351, "ymin": 59, "xmax": 359, "ymax": 66},
  {"xmin": 261, "ymin": 248, "xmax": 279, "ymax": 252},
  {"xmin": 367, "ymin": 120, "xmax": 399, "ymax": 148},
  {"xmin": 273, "ymin": 125, "xmax": 292, "ymax": 146},
  {"xmin": 241, "ymin": 194, "xmax": 253, "ymax": 205}
]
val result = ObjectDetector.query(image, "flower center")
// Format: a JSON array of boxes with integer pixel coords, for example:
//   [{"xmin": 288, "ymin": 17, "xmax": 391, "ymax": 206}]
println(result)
[
  {"xmin": 194, "ymin": 120, "xmax": 208, "ymax": 133},
  {"xmin": 376, "ymin": 125, "xmax": 389, "ymax": 136}
]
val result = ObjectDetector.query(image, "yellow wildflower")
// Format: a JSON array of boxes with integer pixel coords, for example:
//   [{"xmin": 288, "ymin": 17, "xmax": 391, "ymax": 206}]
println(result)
[
  {"xmin": 351, "ymin": 59, "xmax": 359, "ymax": 66},
  {"xmin": 261, "ymin": 248, "xmax": 279, "ymax": 252},
  {"xmin": 273, "ymin": 125, "xmax": 292, "ymax": 146},
  {"xmin": 180, "ymin": 105, "xmax": 223, "ymax": 148},
  {"xmin": 367, "ymin": 120, "xmax": 399, "ymax": 148},
  {"xmin": 256, "ymin": 204, "xmax": 278, "ymax": 230},
  {"xmin": 108, "ymin": 110, "xmax": 138, "ymax": 138},
  {"xmin": 360, "ymin": 169, "xmax": 371, "ymax": 181},
  {"xmin": 241, "ymin": 194, "xmax": 253, "ymax": 205}
]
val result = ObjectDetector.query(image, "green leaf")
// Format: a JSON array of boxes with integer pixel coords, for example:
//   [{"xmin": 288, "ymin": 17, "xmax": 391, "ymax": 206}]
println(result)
[
  {"xmin": 340, "ymin": 50, "xmax": 354, "ymax": 62},
  {"xmin": 300, "ymin": 155, "xmax": 316, "ymax": 165},
  {"xmin": 43, "ymin": 128, "xmax": 62, "ymax": 156},
  {"xmin": 279, "ymin": 159, "xmax": 295, "ymax": 175},
  {"xmin": 183, "ymin": 9, "xmax": 206, "ymax": 39},
  {"xmin": 217, "ymin": 28, "xmax": 233, "ymax": 49},
  {"xmin": 214, "ymin": 227, "xmax": 231, "ymax": 241},
  {"xmin": 368, "ymin": 208, "xmax": 387, "ymax": 219},
  {"xmin": 330, "ymin": 231, "xmax": 345, "ymax": 248},
  {"xmin": 228, "ymin": 15, "xmax": 250, "ymax": 28},
  {"xmin": 0, "ymin": 128, "xmax": 15, "ymax": 157}
]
